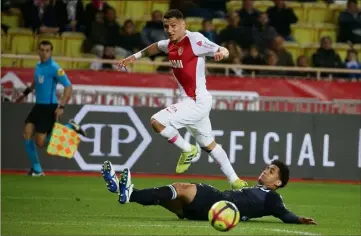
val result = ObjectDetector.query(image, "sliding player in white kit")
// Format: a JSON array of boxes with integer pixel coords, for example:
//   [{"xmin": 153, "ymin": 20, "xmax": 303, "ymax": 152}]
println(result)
[{"xmin": 117, "ymin": 9, "xmax": 247, "ymax": 189}]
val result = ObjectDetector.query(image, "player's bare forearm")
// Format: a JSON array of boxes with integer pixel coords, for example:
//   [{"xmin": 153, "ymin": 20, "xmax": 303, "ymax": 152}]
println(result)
[
  {"xmin": 138, "ymin": 43, "xmax": 161, "ymax": 58},
  {"xmin": 116, "ymin": 43, "xmax": 160, "ymax": 69},
  {"xmin": 59, "ymin": 85, "xmax": 72, "ymax": 106}
]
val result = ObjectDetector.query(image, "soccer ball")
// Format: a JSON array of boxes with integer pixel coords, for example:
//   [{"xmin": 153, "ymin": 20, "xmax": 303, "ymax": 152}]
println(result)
[{"xmin": 208, "ymin": 200, "xmax": 240, "ymax": 232}]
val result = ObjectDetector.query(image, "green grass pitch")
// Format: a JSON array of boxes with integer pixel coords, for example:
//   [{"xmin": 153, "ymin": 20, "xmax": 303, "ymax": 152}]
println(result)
[{"xmin": 1, "ymin": 174, "xmax": 360, "ymax": 235}]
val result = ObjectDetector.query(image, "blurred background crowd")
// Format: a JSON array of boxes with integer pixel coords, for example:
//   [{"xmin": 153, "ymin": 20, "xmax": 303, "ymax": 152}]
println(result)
[{"xmin": 1, "ymin": 0, "xmax": 361, "ymax": 79}]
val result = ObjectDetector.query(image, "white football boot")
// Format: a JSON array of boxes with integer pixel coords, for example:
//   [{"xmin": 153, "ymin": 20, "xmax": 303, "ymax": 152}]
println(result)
[
  {"xmin": 101, "ymin": 161, "xmax": 119, "ymax": 193},
  {"xmin": 118, "ymin": 168, "xmax": 133, "ymax": 204}
]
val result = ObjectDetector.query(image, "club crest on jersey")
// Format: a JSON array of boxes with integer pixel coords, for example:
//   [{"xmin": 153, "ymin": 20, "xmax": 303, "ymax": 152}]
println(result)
[
  {"xmin": 178, "ymin": 47, "xmax": 183, "ymax": 55},
  {"xmin": 38, "ymin": 75, "xmax": 44, "ymax": 84},
  {"xmin": 170, "ymin": 60, "xmax": 183, "ymax": 68}
]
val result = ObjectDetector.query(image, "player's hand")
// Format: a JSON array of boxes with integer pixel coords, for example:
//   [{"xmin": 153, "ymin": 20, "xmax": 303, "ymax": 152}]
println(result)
[
  {"xmin": 214, "ymin": 47, "xmax": 229, "ymax": 62},
  {"xmin": 55, "ymin": 107, "xmax": 64, "ymax": 121},
  {"xmin": 299, "ymin": 217, "xmax": 317, "ymax": 225},
  {"xmin": 15, "ymin": 94, "xmax": 25, "ymax": 103},
  {"xmin": 116, "ymin": 55, "xmax": 136, "ymax": 71}
]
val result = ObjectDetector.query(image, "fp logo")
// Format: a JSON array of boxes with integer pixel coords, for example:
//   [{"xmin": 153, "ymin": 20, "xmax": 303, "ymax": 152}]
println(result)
[{"xmin": 73, "ymin": 105, "xmax": 152, "ymax": 171}]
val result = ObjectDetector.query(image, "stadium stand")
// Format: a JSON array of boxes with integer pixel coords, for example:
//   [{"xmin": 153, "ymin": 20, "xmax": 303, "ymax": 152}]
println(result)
[{"xmin": 0, "ymin": 0, "xmax": 360, "ymax": 77}]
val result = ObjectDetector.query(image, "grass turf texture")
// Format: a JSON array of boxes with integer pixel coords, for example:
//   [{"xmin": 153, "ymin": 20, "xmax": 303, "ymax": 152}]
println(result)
[{"xmin": 1, "ymin": 174, "xmax": 360, "ymax": 236}]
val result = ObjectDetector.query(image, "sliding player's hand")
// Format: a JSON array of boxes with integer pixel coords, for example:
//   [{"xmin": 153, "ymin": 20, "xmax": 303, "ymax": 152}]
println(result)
[
  {"xmin": 299, "ymin": 217, "xmax": 317, "ymax": 225},
  {"xmin": 116, "ymin": 55, "xmax": 136, "ymax": 71}
]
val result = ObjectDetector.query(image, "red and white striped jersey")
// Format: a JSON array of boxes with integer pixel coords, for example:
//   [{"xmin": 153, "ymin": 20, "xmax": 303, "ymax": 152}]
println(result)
[{"xmin": 157, "ymin": 31, "xmax": 220, "ymax": 99}]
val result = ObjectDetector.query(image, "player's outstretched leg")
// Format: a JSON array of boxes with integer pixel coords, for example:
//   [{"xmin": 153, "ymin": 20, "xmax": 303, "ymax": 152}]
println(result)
[
  {"xmin": 118, "ymin": 168, "xmax": 134, "ymax": 204},
  {"xmin": 150, "ymin": 119, "xmax": 198, "ymax": 174},
  {"xmin": 118, "ymin": 168, "xmax": 194, "ymax": 207},
  {"xmin": 101, "ymin": 161, "xmax": 120, "ymax": 193}
]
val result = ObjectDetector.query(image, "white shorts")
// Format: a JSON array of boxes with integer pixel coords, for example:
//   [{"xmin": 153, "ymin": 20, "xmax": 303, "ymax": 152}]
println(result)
[{"xmin": 151, "ymin": 95, "xmax": 214, "ymax": 147}]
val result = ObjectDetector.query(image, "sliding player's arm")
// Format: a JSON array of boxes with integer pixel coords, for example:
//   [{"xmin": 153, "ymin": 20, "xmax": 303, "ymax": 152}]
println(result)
[
  {"xmin": 266, "ymin": 192, "xmax": 316, "ymax": 224},
  {"xmin": 116, "ymin": 40, "xmax": 169, "ymax": 69}
]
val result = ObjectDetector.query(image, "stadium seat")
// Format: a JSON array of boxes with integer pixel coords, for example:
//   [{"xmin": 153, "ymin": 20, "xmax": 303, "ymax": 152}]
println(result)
[
  {"xmin": 61, "ymin": 32, "xmax": 86, "ymax": 68},
  {"xmin": 151, "ymin": 0, "xmax": 169, "ymax": 13},
  {"xmin": 78, "ymin": 53, "xmax": 97, "ymax": 69},
  {"xmin": 134, "ymin": 19, "xmax": 148, "ymax": 32},
  {"xmin": 21, "ymin": 53, "xmax": 39, "ymax": 68},
  {"xmin": 291, "ymin": 24, "xmax": 317, "ymax": 44},
  {"xmin": 355, "ymin": 45, "xmax": 361, "ymax": 62},
  {"xmin": 253, "ymin": 0, "xmax": 273, "ymax": 12},
  {"xmin": 37, "ymin": 33, "xmax": 62, "ymax": 56},
  {"xmin": 106, "ymin": 0, "xmax": 122, "ymax": 16},
  {"xmin": 1, "ymin": 29, "xmax": 6, "ymax": 52},
  {"xmin": 121, "ymin": 1, "xmax": 151, "ymax": 19},
  {"xmin": 316, "ymin": 23, "xmax": 338, "ymax": 43},
  {"xmin": 283, "ymin": 42, "xmax": 304, "ymax": 62},
  {"xmin": 185, "ymin": 17, "xmax": 203, "ymax": 32},
  {"xmin": 226, "ymin": 0, "xmax": 242, "ymax": 13},
  {"xmin": 1, "ymin": 13, "xmax": 21, "ymax": 28},
  {"xmin": 329, "ymin": 3, "xmax": 346, "ymax": 24},
  {"xmin": 132, "ymin": 58, "xmax": 156, "ymax": 73},
  {"xmin": 1, "ymin": 52, "xmax": 21, "ymax": 67},
  {"xmin": 334, "ymin": 43, "xmax": 350, "ymax": 61},
  {"xmin": 287, "ymin": 2, "xmax": 305, "ymax": 23},
  {"xmin": 7, "ymin": 28, "xmax": 34, "ymax": 54},
  {"xmin": 304, "ymin": 2, "xmax": 331, "ymax": 23},
  {"xmin": 303, "ymin": 43, "xmax": 319, "ymax": 62},
  {"xmin": 212, "ymin": 18, "xmax": 228, "ymax": 33}
]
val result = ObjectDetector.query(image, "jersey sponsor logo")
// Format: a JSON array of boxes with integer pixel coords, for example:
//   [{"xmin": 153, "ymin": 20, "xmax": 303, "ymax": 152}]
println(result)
[
  {"xmin": 38, "ymin": 75, "xmax": 44, "ymax": 84},
  {"xmin": 170, "ymin": 60, "xmax": 183, "ymax": 68},
  {"xmin": 202, "ymin": 41, "xmax": 216, "ymax": 49},
  {"xmin": 178, "ymin": 47, "xmax": 183, "ymax": 56},
  {"xmin": 57, "ymin": 68, "xmax": 65, "ymax": 76}
]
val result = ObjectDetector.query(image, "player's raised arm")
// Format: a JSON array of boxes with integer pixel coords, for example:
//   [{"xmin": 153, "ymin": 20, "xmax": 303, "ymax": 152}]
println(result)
[
  {"xmin": 266, "ymin": 192, "xmax": 316, "ymax": 224},
  {"xmin": 116, "ymin": 42, "xmax": 165, "ymax": 70},
  {"xmin": 189, "ymin": 32, "xmax": 229, "ymax": 61}
]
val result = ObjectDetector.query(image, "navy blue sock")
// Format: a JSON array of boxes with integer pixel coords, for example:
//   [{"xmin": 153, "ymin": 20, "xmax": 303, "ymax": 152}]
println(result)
[
  {"xmin": 129, "ymin": 185, "xmax": 177, "ymax": 205},
  {"xmin": 24, "ymin": 139, "xmax": 42, "ymax": 173}
]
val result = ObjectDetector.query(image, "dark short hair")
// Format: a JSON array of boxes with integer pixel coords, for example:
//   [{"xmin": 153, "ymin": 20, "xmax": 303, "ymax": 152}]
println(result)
[
  {"xmin": 202, "ymin": 19, "xmax": 212, "ymax": 25},
  {"xmin": 271, "ymin": 160, "xmax": 289, "ymax": 188},
  {"xmin": 39, "ymin": 40, "xmax": 53, "ymax": 50},
  {"xmin": 164, "ymin": 9, "xmax": 183, "ymax": 19}
]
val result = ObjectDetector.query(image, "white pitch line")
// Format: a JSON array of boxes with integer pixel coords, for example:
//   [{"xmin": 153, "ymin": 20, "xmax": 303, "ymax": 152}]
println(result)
[
  {"xmin": 5, "ymin": 196, "xmax": 357, "ymax": 210},
  {"xmin": 266, "ymin": 228, "xmax": 321, "ymax": 236},
  {"xmin": 4, "ymin": 221, "xmax": 320, "ymax": 235}
]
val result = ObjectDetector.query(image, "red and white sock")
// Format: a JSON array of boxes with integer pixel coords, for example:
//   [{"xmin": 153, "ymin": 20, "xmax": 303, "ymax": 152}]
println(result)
[{"xmin": 160, "ymin": 126, "xmax": 192, "ymax": 152}]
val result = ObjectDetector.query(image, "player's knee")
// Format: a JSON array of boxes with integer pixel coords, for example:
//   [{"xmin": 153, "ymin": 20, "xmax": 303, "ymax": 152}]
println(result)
[
  {"xmin": 201, "ymin": 140, "xmax": 217, "ymax": 153},
  {"xmin": 172, "ymin": 183, "xmax": 195, "ymax": 196},
  {"xmin": 23, "ymin": 132, "xmax": 32, "ymax": 140},
  {"xmin": 35, "ymin": 139, "xmax": 46, "ymax": 148},
  {"xmin": 150, "ymin": 118, "xmax": 164, "ymax": 133}
]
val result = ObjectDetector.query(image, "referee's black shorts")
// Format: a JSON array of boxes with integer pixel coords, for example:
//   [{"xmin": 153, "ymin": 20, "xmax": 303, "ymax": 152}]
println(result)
[{"xmin": 25, "ymin": 104, "xmax": 58, "ymax": 134}]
